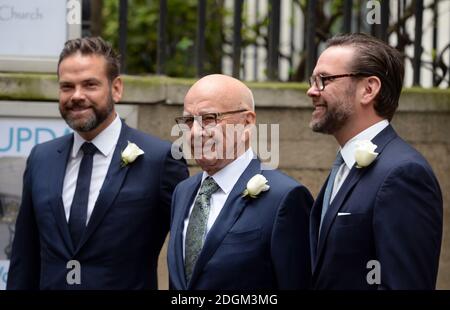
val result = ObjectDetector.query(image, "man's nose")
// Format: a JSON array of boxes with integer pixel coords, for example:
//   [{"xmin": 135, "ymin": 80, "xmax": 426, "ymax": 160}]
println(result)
[
  {"xmin": 306, "ymin": 83, "xmax": 320, "ymax": 97},
  {"xmin": 71, "ymin": 86, "xmax": 86, "ymax": 101},
  {"xmin": 191, "ymin": 118, "xmax": 204, "ymax": 137}
]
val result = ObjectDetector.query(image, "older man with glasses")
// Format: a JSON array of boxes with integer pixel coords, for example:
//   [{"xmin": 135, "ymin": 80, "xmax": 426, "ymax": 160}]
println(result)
[{"xmin": 167, "ymin": 74, "xmax": 313, "ymax": 290}]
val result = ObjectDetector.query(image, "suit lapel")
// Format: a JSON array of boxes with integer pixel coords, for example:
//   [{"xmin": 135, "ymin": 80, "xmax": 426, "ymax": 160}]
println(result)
[
  {"xmin": 310, "ymin": 181, "xmax": 326, "ymax": 268},
  {"xmin": 314, "ymin": 166, "xmax": 365, "ymax": 268},
  {"xmin": 188, "ymin": 159, "xmax": 261, "ymax": 288},
  {"xmin": 173, "ymin": 174, "xmax": 202, "ymax": 289},
  {"xmin": 75, "ymin": 121, "xmax": 132, "ymax": 253},
  {"xmin": 313, "ymin": 125, "xmax": 398, "ymax": 272},
  {"xmin": 49, "ymin": 134, "xmax": 75, "ymax": 253}
]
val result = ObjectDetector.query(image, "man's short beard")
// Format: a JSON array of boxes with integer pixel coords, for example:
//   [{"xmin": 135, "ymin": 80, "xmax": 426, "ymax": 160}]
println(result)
[
  {"xmin": 310, "ymin": 85, "xmax": 356, "ymax": 134},
  {"xmin": 62, "ymin": 92, "xmax": 114, "ymax": 132},
  {"xmin": 67, "ymin": 111, "xmax": 101, "ymax": 132},
  {"xmin": 311, "ymin": 100, "xmax": 353, "ymax": 134}
]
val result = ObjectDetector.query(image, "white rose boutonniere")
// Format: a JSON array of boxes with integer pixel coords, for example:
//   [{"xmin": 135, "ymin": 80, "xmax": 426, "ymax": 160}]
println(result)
[
  {"xmin": 121, "ymin": 141, "xmax": 144, "ymax": 167},
  {"xmin": 354, "ymin": 140, "xmax": 378, "ymax": 168},
  {"xmin": 242, "ymin": 174, "xmax": 270, "ymax": 198}
]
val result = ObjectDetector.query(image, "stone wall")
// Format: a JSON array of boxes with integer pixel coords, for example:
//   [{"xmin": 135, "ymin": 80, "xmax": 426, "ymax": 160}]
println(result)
[{"xmin": 1, "ymin": 73, "xmax": 449, "ymax": 289}]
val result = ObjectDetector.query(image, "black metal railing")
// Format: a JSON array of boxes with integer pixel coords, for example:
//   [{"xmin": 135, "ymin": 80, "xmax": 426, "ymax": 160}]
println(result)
[{"xmin": 83, "ymin": 0, "xmax": 450, "ymax": 88}]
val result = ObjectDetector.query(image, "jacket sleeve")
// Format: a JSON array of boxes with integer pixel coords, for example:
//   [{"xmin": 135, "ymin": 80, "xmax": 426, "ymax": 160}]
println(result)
[
  {"xmin": 271, "ymin": 185, "xmax": 314, "ymax": 289},
  {"xmin": 373, "ymin": 161, "xmax": 443, "ymax": 289},
  {"xmin": 7, "ymin": 147, "xmax": 41, "ymax": 290},
  {"xmin": 157, "ymin": 147, "xmax": 189, "ymax": 240}
]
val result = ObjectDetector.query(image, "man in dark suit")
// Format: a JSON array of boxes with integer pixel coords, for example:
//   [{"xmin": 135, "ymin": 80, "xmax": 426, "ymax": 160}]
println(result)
[
  {"xmin": 167, "ymin": 74, "xmax": 313, "ymax": 289},
  {"xmin": 7, "ymin": 37, "xmax": 188, "ymax": 289},
  {"xmin": 307, "ymin": 33, "xmax": 443, "ymax": 289}
]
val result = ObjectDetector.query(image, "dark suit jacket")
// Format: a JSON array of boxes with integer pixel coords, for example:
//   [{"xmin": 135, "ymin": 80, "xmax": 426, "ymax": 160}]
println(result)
[
  {"xmin": 7, "ymin": 121, "xmax": 189, "ymax": 289},
  {"xmin": 310, "ymin": 125, "xmax": 443, "ymax": 290},
  {"xmin": 168, "ymin": 158, "xmax": 314, "ymax": 289}
]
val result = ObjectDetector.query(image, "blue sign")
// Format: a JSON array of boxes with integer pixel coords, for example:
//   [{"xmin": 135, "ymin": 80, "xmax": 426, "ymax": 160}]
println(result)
[
  {"xmin": 0, "ymin": 260, "xmax": 9, "ymax": 290},
  {"xmin": 0, "ymin": 117, "xmax": 72, "ymax": 157}
]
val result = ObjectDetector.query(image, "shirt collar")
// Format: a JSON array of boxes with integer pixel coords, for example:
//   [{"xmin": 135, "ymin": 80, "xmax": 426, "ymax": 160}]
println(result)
[
  {"xmin": 72, "ymin": 113, "xmax": 122, "ymax": 158},
  {"xmin": 201, "ymin": 148, "xmax": 255, "ymax": 194},
  {"xmin": 340, "ymin": 120, "xmax": 389, "ymax": 169}
]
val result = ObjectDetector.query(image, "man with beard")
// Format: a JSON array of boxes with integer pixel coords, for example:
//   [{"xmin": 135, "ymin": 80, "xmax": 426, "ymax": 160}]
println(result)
[
  {"xmin": 167, "ymin": 74, "xmax": 313, "ymax": 289},
  {"xmin": 7, "ymin": 37, "xmax": 188, "ymax": 289},
  {"xmin": 308, "ymin": 33, "xmax": 442, "ymax": 289}
]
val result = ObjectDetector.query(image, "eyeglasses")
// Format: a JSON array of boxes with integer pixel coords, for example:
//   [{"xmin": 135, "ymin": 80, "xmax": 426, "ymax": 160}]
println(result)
[
  {"xmin": 309, "ymin": 73, "xmax": 362, "ymax": 91},
  {"xmin": 174, "ymin": 109, "xmax": 248, "ymax": 130}
]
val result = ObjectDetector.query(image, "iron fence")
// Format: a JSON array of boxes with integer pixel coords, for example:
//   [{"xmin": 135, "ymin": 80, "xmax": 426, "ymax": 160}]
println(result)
[{"xmin": 82, "ymin": 0, "xmax": 450, "ymax": 88}]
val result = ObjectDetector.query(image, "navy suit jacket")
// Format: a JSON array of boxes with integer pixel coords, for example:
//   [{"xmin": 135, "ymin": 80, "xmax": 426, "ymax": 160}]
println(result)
[
  {"xmin": 167, "ymin": 158, "xmax": 314, "ymax": 289},
  {"xmin": 310, "ymin": 125, "xmax": 443, "ymax": 290},
  {"xmin": 7, "ymin": 121, "xmax": 189, "ymax": 289}
]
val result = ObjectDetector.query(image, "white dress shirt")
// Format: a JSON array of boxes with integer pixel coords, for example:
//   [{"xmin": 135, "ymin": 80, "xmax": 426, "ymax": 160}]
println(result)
[
  {"xmin": 62, "ymin": 114, "xmax": 122, "ymax": 224},
  {"xmin": 182, "ymin": 148, "xmax": 255, "ymax": 260},
  {"xmin": 330, "ymin": 120, "xmax": 389, "ymax": 202}
]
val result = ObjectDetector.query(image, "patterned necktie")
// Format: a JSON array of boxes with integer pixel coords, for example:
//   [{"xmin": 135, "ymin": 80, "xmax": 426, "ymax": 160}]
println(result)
[
  {"xmin": 69, "ymin": 142, "xmax": 98, "ymax": 248},
  {"xmin": 319, "ymin": 151, "xmax": 344, "ymax": 230},
  {"xmin": 184, "ymin": 176, "xmax": 220, "ymax": 283}
]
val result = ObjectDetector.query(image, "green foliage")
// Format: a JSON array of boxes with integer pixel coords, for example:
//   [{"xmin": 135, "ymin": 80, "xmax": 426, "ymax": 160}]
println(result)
[
  {"xmin": 102, "ymin": 0, "xmax": 225, "ymax": 77},
  {"xmin": 103, "ymin": 0, "xmax": 157, "ymax": 74},
  {"xmin": 100, "ymin": 0, "xmax": 352, "ymax": 80},
  {"xmin": 100, "ymin": 0, "xmax": 445, "ymax": 86}
]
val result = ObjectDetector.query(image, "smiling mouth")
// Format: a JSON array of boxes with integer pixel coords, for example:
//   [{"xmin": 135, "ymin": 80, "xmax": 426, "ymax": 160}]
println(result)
[
  {"xmin": 70, "ymin": 105, "xmax": 90, "ymax": 111},
  {"xmin": 312, "ymin": 103, "xmax": 326, "ymax": 114},
  {"xmin": 67, "ymin": 106, "xmax": 93, "ymax": 118}
]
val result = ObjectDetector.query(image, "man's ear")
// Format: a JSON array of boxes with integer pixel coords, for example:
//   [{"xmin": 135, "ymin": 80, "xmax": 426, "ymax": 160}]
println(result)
[
  {"xmin": 243, "ymin": 110, "xmax": 256, "ymax": 126},
  {"xmin": 360, "ymin": 76, "xmax": 381, "ymax": 106},
  {"xmin": 111, "ymin": 76, "xmax": 124, "ymax": 103},
  {"xmin": 239, "ymin": 111, "xmax": 256, "ymax": 145}
]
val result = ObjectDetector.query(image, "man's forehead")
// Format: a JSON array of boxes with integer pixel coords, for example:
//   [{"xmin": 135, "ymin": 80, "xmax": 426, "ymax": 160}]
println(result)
[
  {"xmin": 59, "ymin": 64, "xmax": 109, "ymax": 86},
  {"xmin": 314, "ymin": 46, "xmax": 355, "ymax": 74},
  {"xmin": 183, "ymin": 99, "xmax": 222, "ymax": 115},
  {"xmin": 59, "ymin": 53, "xmax": 107, "ymax": 74}
]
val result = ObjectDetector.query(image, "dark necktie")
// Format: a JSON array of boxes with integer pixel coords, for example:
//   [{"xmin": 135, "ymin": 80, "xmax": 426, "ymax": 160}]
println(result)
[
  {"xmin": 184, "ymin": 176, "xmax": 219, "ymax": 283},
  {"xmin": 320, "ymin": 151, "xmax": 344, "ymax": 231},
  {"xmin": 69, "ymin": 142, "xmax": 98, "ymax": 248}
]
